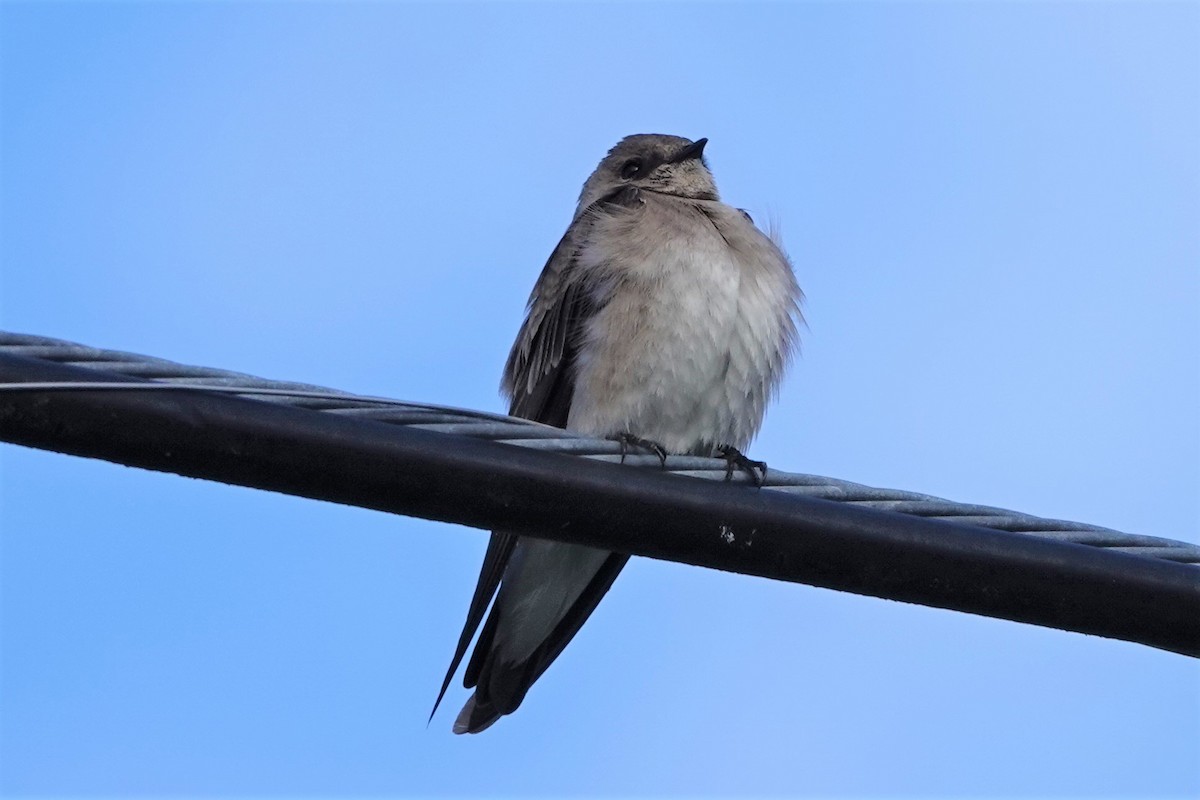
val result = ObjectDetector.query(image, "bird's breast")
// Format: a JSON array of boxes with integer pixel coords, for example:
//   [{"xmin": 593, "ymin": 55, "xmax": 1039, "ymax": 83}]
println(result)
[{"xmin": 567, "ymin": 202, "xmax": 793, "ymax": 455}]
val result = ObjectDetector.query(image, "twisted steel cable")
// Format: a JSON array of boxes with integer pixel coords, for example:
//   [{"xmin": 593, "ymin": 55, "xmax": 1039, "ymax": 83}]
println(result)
[{"xmin": 3, "ymin": 331, "xmax": 1196, "ymax": 565}]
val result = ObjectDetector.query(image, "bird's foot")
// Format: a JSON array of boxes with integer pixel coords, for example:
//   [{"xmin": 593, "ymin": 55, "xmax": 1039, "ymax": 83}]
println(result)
[
  {"xmin": 611, "ymin": 433, "xmax": 668, "ymax": 468},
  {"xmin": 716, "ymin": 445, "xmax": 767, "ymax": 486}
]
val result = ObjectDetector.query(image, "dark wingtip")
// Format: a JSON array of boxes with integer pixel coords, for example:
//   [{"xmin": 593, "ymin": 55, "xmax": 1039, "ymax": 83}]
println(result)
[{"xmin": 428, "ymin": 656, "xmax": 460, "ymax": 727}]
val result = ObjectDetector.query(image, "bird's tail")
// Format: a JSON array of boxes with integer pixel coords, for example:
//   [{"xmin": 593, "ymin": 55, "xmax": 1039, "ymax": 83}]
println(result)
[{"xmin": 452, "ymin": 694, "xmax": 502, "ymax": 734}]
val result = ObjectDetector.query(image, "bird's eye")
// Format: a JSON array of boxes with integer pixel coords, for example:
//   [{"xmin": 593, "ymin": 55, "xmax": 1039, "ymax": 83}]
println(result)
[{"xmin": 619, "ymin": 159, "xmax": 642, "ymax": 179}]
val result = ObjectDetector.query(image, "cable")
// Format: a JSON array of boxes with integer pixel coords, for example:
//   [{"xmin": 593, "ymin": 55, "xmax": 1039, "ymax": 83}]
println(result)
[
  {"xmin": 2, "ymin": 331, "xmax": 1197, "ymax": 657},
  {"xmin": 3, "ymin": 332, "xmax": 1196, "ymax": 564}
]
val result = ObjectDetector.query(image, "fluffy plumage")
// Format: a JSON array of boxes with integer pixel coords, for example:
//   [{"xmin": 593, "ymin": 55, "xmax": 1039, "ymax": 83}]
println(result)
[{"xmin": 435, "ymin": 134, "xmax": 802, "ymax": 733}]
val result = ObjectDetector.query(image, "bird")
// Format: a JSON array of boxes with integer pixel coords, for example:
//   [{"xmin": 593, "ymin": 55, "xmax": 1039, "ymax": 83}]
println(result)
[{"xmin": 433, "ymin": 134, "xmax": 802, "ymax": 733}]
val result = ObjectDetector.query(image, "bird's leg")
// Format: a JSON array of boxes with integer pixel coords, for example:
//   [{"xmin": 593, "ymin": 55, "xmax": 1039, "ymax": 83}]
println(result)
[
  {"xmin": 611, "ymin": 433, "xmax": 668, "ymax": 468},
  {"xmin": 716, "ymin": 445, "xmax": 767, "ymax": 486}
]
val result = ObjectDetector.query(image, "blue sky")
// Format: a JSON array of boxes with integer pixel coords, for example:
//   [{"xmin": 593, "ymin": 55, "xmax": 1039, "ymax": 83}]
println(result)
[{"xmin": 2, "ymin": 1, "xmax": 1197, "ymax": 796}]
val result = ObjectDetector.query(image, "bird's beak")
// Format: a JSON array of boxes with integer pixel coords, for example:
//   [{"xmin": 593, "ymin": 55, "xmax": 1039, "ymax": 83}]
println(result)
[{"xmin": 674, "ymin": 137, "xmax": 708, "ymax": 163}]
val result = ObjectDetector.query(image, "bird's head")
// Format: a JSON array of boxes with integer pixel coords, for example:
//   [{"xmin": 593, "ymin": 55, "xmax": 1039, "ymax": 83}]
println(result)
[{"xmin": 576, "ymin": 134, "xmax": 718, "ymax": 215}]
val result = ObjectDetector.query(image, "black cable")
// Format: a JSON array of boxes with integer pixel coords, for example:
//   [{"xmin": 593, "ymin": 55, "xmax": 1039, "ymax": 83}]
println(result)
[{"xmin": 1, "ymin": 349, "xmax": 1196, "ymax": 658}]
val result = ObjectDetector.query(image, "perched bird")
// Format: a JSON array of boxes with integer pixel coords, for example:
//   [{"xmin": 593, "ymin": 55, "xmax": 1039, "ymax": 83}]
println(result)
[{"xmin": 434, "ymin": 134, "xmax": 802, "ymax": 733}]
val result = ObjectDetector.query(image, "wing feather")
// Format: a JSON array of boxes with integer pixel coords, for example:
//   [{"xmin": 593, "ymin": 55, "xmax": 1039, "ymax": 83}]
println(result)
[{"xmin": 435, "ymin": 187, "xmax": 644, "ymax": 731}]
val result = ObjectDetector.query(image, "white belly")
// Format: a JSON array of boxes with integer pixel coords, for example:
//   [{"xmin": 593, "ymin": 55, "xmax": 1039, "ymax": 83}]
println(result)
[{"xmin": 566, "ymin": 207, "xmax": 788, "ymax": 455}]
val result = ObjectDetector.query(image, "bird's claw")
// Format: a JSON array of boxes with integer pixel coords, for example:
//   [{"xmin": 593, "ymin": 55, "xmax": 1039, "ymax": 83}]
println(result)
[
  {"xmin": 611, "ymin": 433, "xmax": 668, "ymax": 468},
  {"xmin": 716, "ymin": 445, "xmax": 767, "ymax": 486}
]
